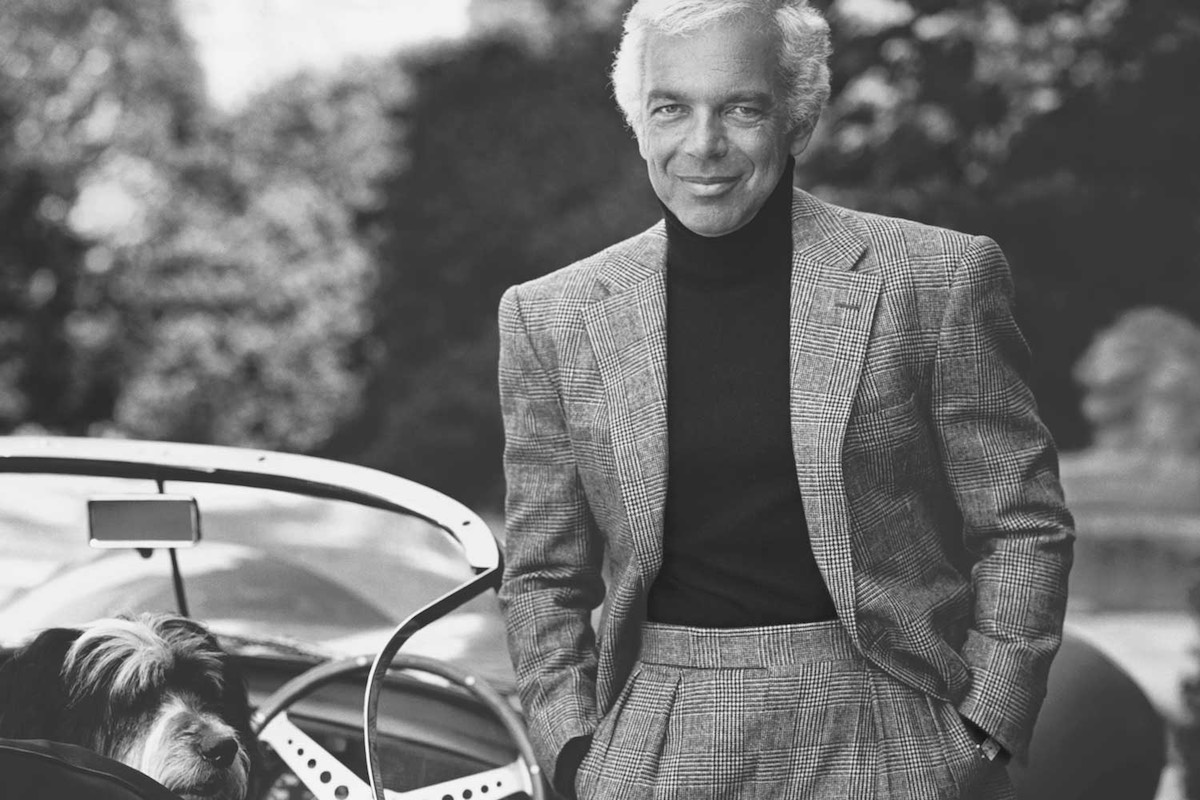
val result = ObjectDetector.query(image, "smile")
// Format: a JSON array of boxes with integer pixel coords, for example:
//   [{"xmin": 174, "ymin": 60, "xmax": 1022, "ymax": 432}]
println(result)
[{"xmin": 678, "ymin": 176, "xmax": 738, "ymax": 197}]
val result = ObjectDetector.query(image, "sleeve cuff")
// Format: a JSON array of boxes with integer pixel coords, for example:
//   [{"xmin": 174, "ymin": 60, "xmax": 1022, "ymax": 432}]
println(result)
[{"xmin": 958, "ymin": 710, "xmax": 1012, "ymax": 765}]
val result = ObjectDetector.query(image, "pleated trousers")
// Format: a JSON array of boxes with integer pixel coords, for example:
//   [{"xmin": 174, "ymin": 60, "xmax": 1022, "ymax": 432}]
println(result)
[{"xmin": 575, "ymin": 620, "xmax": 1014, "ymax": 800}]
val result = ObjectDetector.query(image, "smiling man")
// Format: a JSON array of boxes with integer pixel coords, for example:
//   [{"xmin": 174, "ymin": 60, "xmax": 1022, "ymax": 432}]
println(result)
[
  {"xmin": 637, "ymin": 14, "xmax": 796, "ymax": 237},
  {"xmin": 497, "ymin": 2, "xmax": 1074, "ymax": 799}
]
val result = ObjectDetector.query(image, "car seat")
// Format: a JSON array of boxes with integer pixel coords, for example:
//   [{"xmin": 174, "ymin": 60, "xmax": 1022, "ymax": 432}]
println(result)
[{"xmin": 0, "ymin": 737, "xmax": 182, "ymax": 799}]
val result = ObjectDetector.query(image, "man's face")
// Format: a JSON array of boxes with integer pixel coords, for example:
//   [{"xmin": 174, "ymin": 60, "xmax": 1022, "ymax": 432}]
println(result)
[{"xmin": 638, "ymin": 16, "xmax": 802, "ymax": 237}]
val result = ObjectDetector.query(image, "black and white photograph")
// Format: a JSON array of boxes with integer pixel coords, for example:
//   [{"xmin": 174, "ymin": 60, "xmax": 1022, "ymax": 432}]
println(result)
[{"xmin": 0, "ymin": 1, "xmax": 1195, "ymax": 799}]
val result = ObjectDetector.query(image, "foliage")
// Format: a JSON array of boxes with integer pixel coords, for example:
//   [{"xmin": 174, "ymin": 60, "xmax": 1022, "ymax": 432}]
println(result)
[
  {"xmin": 804, "ymin": 0, "xmax": 1200, "ymax": 448},
  {"xmin": 340, "ymin": 0, "xmax": 1200, "ymax": 503},
  {"xmin": 105, "ymin": 141, "xmax": 377, "ymax": 451},
  {"xmin": 468, "ymin": 0, "xmax": 625, "ymax": 48},
  {"xmin": 3, "ymin": 0, "xmax": 1199, "ymax": 505},
  {"xmin": 0, "ymin": 0, "xmax": 204, "ymax": 432},
  {"xmin": 100, "ymin": 67, "xmax": 405, "ymax": 451},
  {"xmin": 6, "ymin": 0, "xmax": 1198, "ymax": 786},
  {"xmin": 0, "ymin": 0, "xmax": 384, "ymax": 451},
  {"xmin": 324, "ymin": 33, "xmax": 660, "ymax": 503}
]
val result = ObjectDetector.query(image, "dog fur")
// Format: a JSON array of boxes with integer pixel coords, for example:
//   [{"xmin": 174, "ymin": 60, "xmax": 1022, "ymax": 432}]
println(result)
[{"xmin": 0, "ymin": 613, "xmax": 259, "ymax": 800}]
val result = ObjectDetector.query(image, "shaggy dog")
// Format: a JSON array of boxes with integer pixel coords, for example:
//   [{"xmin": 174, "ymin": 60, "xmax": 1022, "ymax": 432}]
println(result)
[{"xmin": 0, "ymin": 613, "xmax": 258, "ymax": 800}]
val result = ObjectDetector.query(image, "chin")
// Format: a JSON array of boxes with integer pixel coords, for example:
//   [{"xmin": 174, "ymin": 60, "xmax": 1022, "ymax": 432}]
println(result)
[{"xmin": 676, "ymin": 207, "xmax": 754, "ymax": 237}]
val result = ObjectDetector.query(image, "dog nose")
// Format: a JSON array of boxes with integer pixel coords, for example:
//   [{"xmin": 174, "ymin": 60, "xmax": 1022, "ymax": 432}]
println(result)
[{"xmin": 198, "ymin": 733, "xmax": 240, "ymax": 767}]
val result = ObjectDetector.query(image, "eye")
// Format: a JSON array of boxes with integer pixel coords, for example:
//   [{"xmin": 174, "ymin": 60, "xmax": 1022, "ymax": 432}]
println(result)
[
  {"xmin": 651, "ymin": 103, "xmax": 685, "ymax": 117},
  {"xmin": 728, "ymin": 105, "xmax": 765, "ymax": 121}
]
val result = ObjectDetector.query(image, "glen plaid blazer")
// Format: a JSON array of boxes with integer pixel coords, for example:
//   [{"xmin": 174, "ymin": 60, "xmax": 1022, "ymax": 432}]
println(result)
[{"xmin": 497, "ymin": 188, "xmax": 1074, "ymax": 777}]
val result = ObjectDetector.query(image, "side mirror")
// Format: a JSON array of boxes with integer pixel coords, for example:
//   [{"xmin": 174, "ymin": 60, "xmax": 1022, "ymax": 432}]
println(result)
[{"xmin": 87, "ymin": 495, "xmax": 201, "ymax": 549}]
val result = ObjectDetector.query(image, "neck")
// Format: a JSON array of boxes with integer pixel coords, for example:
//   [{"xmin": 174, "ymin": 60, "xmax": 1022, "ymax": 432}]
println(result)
[{"xmin": 662, "ymin": 158, "xmax": 795, "ymax": 285}]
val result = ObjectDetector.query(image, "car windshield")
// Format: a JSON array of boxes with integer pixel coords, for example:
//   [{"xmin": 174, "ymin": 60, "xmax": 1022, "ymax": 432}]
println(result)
[{"xmin": 0, "ymin": 472, "xmax": 514, "ymax": 689}]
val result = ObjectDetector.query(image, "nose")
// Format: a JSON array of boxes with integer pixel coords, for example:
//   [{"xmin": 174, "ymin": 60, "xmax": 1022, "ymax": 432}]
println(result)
[
  {"xmin": 684, "ymin": 110, "xmax": 727, "ymax": 159},
  {"xmin": 197, "ymin": 732, "xmax": 240, "ymax": 768}
]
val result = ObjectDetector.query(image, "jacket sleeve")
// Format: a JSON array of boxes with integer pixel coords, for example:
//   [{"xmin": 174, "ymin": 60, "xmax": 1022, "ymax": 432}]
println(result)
[
  {"xmin": 496, "ymin": 285, "xmax": 606, "ymax": 780},
  {"xmin": 931, "ymin": 236, "xmax": 1075, "ymax": 761}
]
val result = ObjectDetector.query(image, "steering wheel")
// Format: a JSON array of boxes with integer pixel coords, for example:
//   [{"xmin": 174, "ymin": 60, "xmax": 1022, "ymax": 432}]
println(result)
[{"xmin": 253, "ymin": 654, "xmax": 545, "ymax": 800}]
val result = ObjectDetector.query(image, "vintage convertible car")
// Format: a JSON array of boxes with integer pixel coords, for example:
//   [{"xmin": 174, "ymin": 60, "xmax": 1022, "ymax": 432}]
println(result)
[
  {"xmin": 0, "ymin": 436, "xmax": 1168, "ymax": 800},
  {"xmin": 0, "ymin": 436, "xmax": 540, "ymax": 800}
]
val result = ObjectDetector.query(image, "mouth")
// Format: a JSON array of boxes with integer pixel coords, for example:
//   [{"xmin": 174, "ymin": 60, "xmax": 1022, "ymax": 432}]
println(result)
[{"xmin": 678, "ymin": 176, "xmax": 738, "ymax": 197}]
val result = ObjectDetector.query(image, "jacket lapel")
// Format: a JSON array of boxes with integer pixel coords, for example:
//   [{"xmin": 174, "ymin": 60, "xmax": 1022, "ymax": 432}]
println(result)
[
  {"xmin": 581, "ymin": 193, "xmax": 882, "ymax": 617},
  {"xmin": 788, "ymin": 190, "xmax": 880, "ymax": 643},
  {"xmin": 583, "ymin": 228, "xmax": 669, "ymax": 586}
]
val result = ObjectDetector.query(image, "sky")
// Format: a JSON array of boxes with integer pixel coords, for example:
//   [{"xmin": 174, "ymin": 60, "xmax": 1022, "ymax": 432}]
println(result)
[{"xmin": 177, "ymin": 0, "xmax": 472, "ymax": 110}]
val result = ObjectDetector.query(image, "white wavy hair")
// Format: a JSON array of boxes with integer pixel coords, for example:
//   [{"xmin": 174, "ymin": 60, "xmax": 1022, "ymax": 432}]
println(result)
[
  {"xmin": 611, "ymin": 0, "xmax": 832, "ymax": 139},
  {"xmin": 64, "ymin": 614, "xmax": 225, "ymax": 703},
  {"xmin": 61, "ymin": 614, "xmax": 251, "ymax": 800}
]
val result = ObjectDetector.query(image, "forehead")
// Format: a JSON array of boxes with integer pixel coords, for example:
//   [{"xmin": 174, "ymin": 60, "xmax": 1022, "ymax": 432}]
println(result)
[{"xmin": 641, "ymin": 15, "xmax": 780, "ymax": 101}]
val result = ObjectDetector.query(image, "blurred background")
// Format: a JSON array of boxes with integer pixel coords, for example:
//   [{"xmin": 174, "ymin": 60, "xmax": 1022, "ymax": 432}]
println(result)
[{"xmin": 1, "ymin": 0, "xmax": 1198, "ymax": 796}]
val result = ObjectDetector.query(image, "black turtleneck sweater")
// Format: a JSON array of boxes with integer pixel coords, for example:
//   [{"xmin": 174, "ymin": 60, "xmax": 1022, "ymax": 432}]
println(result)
[
  {"xmin": 646, "ymin": 161, "xmax": 837, "ymax": 627},
  {"xmin": 553, "ymin": 165, "xmax": 839, "ymax": 800}
]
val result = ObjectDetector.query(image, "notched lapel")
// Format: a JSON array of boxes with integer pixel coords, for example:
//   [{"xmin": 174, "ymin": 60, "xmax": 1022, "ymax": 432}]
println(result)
[
  {"xmin": 788, "ymin": 193, "xmax": 880, "ymax": 641},
  {"xmin": 788, "ymin": 264, "xmax": 880, "ymax": 426},
  {"xmin": 583, "ymin": 251, "xmax": 668, "ymax": 583}
]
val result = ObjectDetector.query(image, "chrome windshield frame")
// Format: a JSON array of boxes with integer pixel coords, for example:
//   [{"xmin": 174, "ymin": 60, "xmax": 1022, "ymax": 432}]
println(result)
[{"xmin": 0, "ymin": 436, "xmax": 501, "ymax": 575}]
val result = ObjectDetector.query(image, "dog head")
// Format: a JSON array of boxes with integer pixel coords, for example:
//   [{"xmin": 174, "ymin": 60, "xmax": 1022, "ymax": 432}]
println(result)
[{"xmin": 0, "ymin": 613, "xmax": 258, "ymax": 800}]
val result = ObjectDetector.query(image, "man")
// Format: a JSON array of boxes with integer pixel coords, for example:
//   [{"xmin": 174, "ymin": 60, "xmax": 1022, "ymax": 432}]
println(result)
[{"xmin": 497, "ymin": 1, "xmax": 1074, "ymax": 798}]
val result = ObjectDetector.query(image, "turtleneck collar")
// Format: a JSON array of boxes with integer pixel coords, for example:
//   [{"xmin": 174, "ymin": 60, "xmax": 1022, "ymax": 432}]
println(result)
[{"xmin": 662, "ymin": 157, "xmax": 795, "ymax": 287}]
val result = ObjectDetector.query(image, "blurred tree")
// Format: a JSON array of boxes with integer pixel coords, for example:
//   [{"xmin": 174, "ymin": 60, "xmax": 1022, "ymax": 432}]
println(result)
[
  {"xmin": 0, "ymin": 0, "xmax": 204, "ymax": 433},
  {"xmin": 324, "ymin": 32, "xmax": 659, "ymax": 504},
  {"xmin": 101, "ymin": 68, "xmax": 404, "ymax": 451},
  {"xmin": 468, "ymin": 0, "xmax": 625, "ymax": 49},
  {"xmin": 0, "ymin": 0, "xmax": 387, "ymax": 453},
  {"xmin": 805, "ymin": 0, "xmax": 1200, "ymax": 448},
  {"xmin": 1074, "ymin": 307, "xmax": 1200, "ymax": 452},
  {"xmin": 93, "ymin": 61, "xmax": 408, "ymax": 450},
  {"xmin": 328, "ymin": 0, "xmax": 1200, "ymax": 503},
  {"xmin": 6, "ymin": 0, "xmax": 1199, "ymax": 508},
  {"xmin": 104, "ymin": 142, "xmax": 377, "ymax": 451}
]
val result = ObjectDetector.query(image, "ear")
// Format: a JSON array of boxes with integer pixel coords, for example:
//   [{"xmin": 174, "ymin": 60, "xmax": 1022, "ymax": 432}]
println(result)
[
  {"xmin": 0, "ymin": 628, "xmax": 80, "ymax": 740},
  {"xmin": 789, "ymin": 125, "xmax": 814, "ymax": 158}
]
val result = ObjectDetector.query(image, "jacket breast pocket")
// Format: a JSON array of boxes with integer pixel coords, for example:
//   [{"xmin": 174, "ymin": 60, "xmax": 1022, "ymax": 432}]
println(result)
[
  {"xmin": 852, "ymin": 363, "xmax": 919, "ymax": 420},
  {"xmin": 844, "ymin": 389, "xmax": 938, "ymax": 495},
  {"xmin": 846, "ymin": 391, "xmax": 922, "ymax": 459},
  {"xmin": 851, "ymin": 386, "xmax": 919, "ymax": 427}
]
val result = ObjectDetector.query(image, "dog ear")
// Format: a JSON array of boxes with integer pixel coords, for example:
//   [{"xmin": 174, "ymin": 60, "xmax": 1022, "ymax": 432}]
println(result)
[{"xmin": 0, "ymin": 628, "xmax": 81, "ymax": 740}]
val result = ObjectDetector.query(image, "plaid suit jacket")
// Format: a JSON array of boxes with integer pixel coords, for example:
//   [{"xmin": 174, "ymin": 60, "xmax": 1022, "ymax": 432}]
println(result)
[{"xmin": 497, "ymin": 188, "xmax": 1074, "ymax": 778}]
